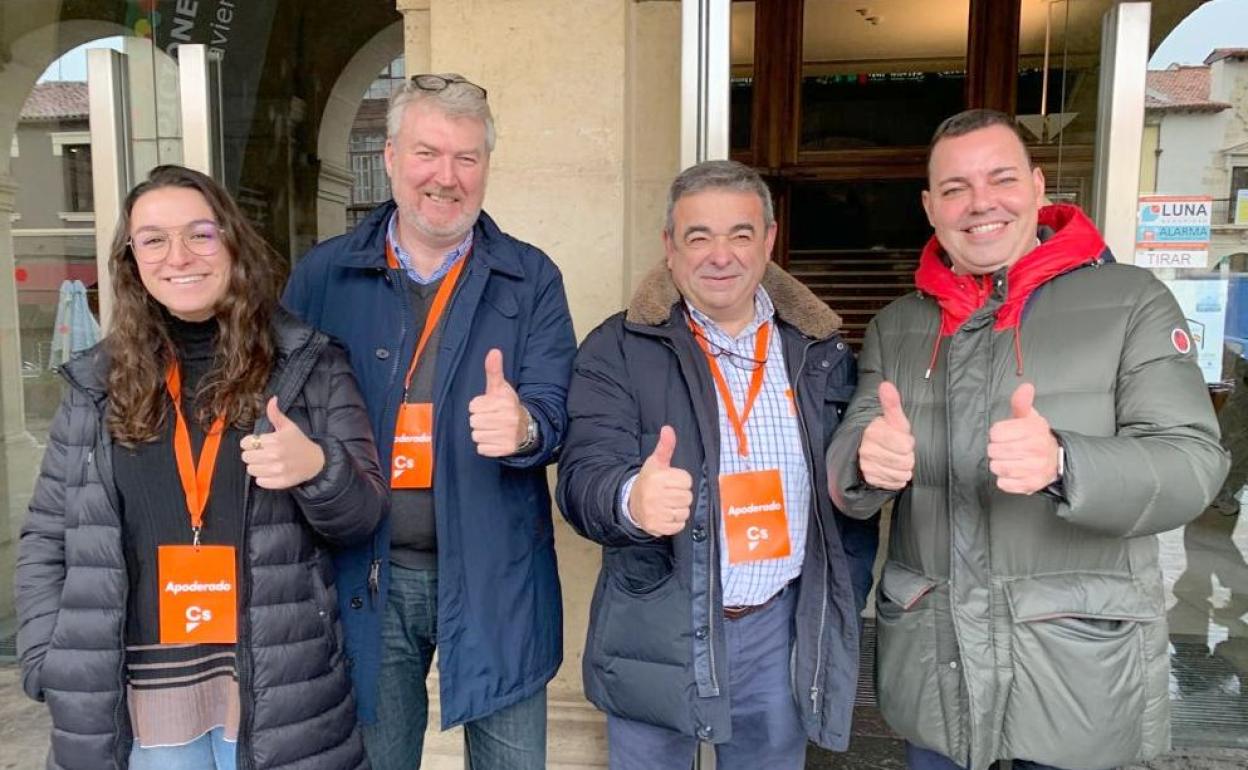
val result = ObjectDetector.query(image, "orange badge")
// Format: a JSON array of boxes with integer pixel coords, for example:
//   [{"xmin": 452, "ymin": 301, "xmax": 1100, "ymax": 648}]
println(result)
[
  {"xmin": 158, "ymin": 545, "xmax": 238, "ymax": 644},
  {"xmin": 392, "ymin": 402, "xmax": 434, "ymax": 489},
  {"xmin": 720, "ymin": 468, "xmax": 791, "ymax": 564}
]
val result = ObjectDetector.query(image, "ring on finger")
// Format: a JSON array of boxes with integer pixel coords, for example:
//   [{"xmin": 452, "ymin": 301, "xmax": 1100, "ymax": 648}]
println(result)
[{"xmin": 250, "ymin": 435, "xmax": 263, "ymax": 451}]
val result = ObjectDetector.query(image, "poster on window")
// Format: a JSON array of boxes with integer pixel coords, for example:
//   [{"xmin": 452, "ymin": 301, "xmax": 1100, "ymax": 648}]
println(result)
[
  {"xmin": 1161, "ymin": 279, "xmax": 1228, "ymax": 383},
  {"xmin": 1237, "ymin": 189, "xmax": 1248, "ymax": 226},
  {"xmin": 1136, "ymin": 196, "xmax": 1213, "ymax": 269}
]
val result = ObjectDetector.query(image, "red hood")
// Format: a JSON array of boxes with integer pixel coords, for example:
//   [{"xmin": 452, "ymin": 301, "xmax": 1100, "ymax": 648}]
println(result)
[{"xmin": 914, "ymin": 204, "xmax": 1106, "ymax": 337}]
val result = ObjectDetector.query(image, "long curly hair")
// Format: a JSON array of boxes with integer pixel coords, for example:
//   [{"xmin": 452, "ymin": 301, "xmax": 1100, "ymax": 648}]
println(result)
[{"xmin": 106, "ymin": 165, "xmax": 288, "ymax": 445}]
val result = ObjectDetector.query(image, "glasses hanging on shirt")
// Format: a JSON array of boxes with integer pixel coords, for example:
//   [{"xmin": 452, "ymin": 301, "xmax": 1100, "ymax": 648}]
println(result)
[{"xmin": 689, "ymin": 326, "xmax": 767, "ymax": 372}]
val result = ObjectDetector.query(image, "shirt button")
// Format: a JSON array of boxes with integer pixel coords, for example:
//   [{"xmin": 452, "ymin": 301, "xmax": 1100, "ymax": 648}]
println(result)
[
  {"xmin": 350, "ymin": 596, "xmax": 364, "ymax": 610},
  {"xmin": 375, "ymin": 348, "xmax": 391, "ymax": 360},
  {"xmin": 697, "ymin": 725, "xmax": 714, "ymax": 740},
  {"xmin": 691, "ymin": 526, "xmax": 707, "ymax": 542},
  {"xmin": 949, "ymin": 661, "xmax": 959, "ymax": 670},
  {"xmin": 694, "ymin": 625, "xmax": 709, "ymax": 640},
  {"xmin": 820, "ymin": 360, "xmax": 830, "ymax": 368},
  {"xmin": 836, "ymin": 342, "xmax": 846, "ymax": 351}
]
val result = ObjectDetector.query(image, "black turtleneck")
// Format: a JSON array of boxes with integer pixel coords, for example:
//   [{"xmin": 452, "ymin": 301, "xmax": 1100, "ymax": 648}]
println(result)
[{"xmin": 115, "ymin": 315, "xmax": 248, "ymax": 645}]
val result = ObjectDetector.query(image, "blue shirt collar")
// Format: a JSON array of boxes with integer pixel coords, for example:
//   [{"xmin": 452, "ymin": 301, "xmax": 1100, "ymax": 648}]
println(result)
[{"xmin": 386, "ymin": 212, "xmax": 474, "ymax": 285}]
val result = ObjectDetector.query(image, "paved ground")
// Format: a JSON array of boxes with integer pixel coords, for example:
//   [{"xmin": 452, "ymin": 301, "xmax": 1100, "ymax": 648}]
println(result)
[{"xmin": 3, "ymin": 663, "xmax": 1245, "ymax": 770}]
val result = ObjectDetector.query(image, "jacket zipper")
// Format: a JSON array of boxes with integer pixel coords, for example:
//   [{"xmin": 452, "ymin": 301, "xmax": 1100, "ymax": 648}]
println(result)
[
  {"xmin": 791, "ymin": 337, "xmax": 831, "ymax": 715},
  {"xmin": 661, "ymin": 334, "xmax": 720, "ymax": 696},
  {"xmin": 236, "ymin": 477, "xmax": 256, "ymax": 770},
  {"xmin": 367, "ymin": 266, "xmax": 410, "ymax": 604},
  {"xmin": 89, "ymin": 416, "xmax": 131, "ymax": 769}
]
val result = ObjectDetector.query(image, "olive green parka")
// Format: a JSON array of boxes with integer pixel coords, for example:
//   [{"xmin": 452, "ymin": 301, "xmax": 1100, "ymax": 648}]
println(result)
[{"xmin": 827, "ymin": 205, "xmax": 1229, "ymax": 770}]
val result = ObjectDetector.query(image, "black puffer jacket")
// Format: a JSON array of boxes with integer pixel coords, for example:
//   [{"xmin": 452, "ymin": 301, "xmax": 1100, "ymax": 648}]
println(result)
[{"xmin": 15, "ymin": 309, "xmax": 386, "ymax": 770}]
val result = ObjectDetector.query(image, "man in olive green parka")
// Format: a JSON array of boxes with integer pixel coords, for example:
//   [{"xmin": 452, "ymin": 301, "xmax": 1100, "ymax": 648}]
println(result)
[{"xmin": 827, "ymin": 109, "xmax": 1230, "ymax": 770}]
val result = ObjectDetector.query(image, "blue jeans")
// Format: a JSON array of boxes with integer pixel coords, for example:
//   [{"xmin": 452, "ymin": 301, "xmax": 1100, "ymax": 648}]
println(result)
[
  {"xmin": 129, "ymin": 727, "xmax": 236, "ymax": 770},
  {"xmin": 906, "ymin": 742, "xmax": 1071, "ymax": 770},
  {"xmin": 607, "ymin": 585, "xmax": 805, "ymax": 770},
  {"xmin": 362, "ymin": 565, "xmax": 547, "ymax": 770}
]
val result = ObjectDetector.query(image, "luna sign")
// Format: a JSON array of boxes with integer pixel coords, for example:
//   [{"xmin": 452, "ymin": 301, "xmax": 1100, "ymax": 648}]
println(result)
[{"xmin": 1135, "ymin": 196, "xmax": 1212, "ymax": 269}]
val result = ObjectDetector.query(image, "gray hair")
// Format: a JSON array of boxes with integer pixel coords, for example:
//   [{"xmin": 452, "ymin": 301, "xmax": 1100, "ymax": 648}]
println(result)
[
  {"xmin": 665, "ymin": 160, "xmax": 775, "ymax": 236},
  {"xmin": 387, "ymin": 73, "xmax": 496, "ymax": 153}
]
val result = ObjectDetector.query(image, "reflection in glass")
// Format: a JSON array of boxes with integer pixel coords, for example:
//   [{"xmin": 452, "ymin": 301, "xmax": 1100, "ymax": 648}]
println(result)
[
  {"xmin": 787, "ymin": 180, "xmax": 929, "ymax": 347},
  {"xmin": 730, "ymin": 2, "xmax": 755, "ymax": 152},
  {"xmin": 1016, "ymin": 0, "xmax": 1109, "ymax": 147},
  {"xmin": 800, "ymin": 0, "xmax": 968, "ymax": 150}
]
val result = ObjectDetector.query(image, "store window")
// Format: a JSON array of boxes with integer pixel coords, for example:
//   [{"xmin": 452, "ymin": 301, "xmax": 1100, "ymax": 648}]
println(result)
[
  {"xmin": 61, "ymin": 143, "xmax": 93, "ymax": 212},
  {"xmin": 1141, "ymin": 5, "xmax": 1248, "ymax": 750},
  {"xmin": 800, "ymin": 0, "xmax": 968, "ymax": 151}
]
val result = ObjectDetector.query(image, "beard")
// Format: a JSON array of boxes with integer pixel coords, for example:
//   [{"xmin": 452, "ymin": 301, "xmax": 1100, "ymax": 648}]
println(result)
[{"xmin": 396, "ymin": 188, "xmax": 481, "ymax": 244}]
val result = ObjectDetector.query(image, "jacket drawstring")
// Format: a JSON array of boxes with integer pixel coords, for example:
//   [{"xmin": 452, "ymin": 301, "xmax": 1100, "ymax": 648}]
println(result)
[
  {"xmin": 1013, "ymin": 325, "xmax": 1024, "ymax": 376},
  {"xmin": 924, "ymin": 328, "xmax": 942, "ymax": 380}
]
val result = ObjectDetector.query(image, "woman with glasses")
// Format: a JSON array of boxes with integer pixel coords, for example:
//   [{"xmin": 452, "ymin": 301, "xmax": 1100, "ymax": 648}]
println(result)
[{"xmin": 16, "ymin": 164, "xmax": 386, "ymax": 770}]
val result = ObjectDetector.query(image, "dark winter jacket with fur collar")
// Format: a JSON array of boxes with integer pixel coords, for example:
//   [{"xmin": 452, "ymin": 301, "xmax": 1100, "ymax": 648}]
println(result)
[{"xmin": 557, "ymin": 262, "xmax": 877, "ymax": 750}]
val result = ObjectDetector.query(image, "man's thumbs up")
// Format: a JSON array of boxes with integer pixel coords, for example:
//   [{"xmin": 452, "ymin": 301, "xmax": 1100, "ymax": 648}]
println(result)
[
  {"xmin": 1010, "ymin": 382, "xmax": 1037, "ymax": 419},
  {"xmin": 988, "ymin": 383, "xmax": 1060, "ymax": 495},
  {"xmin": 469, "ymin": 348, "xmax": 531, "ymax": 457},
  {"xmin": 858, "ymin": 381, "xmax": 916, "ymax": 491},
  {"xmin": 645, "ymin": 425, "xmax": 677, "ymax": 469},
  {"xmin": 630, "ymin": 425, "xmax": 693, "ymax": 537},
  {"xmin": 879, "ymin": 380, "xmax": 911, "ymax": 433},
  {"xmin": 241, "ymin": 397, "xmax": 325, "ymax": 490},
  {"xmin": 484, "ymin": 348, "xmax": 508, "ymax": 395}
]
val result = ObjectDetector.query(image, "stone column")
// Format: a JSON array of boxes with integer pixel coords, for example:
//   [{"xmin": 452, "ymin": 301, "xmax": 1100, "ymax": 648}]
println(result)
[
  {"xmin": 0, "ymin": 172, "xmax": 41, "ymax": 620},
  {"xmin": 396, "ymin": 0, "xmax": 431, "ymax": 74},
  {"xmin": 316, "ymin": 160, "xmax": 356, "ymax": 241}
]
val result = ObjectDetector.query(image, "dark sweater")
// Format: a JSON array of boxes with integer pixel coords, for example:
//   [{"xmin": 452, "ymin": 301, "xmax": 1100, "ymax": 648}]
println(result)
[
  {"xmin": 114, "ymin": 316, "xmax": 248, "ymax": 745},
  {"xmin": 390, "ymin": 275, "xmax": 444, "ymax": 569}
]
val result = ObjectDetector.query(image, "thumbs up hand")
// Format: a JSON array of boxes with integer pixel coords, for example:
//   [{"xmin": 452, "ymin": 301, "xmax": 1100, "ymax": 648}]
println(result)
[
  {"xmin": 469, "ymin": 348, "xmax": 530, "ymax": 457},
  {"xmin": 629, "ymin": 426, "xmax": 694, "ymax": 537},
  {"xmin": 858, "ymin": 381, "xmax": 916, "ymax": 491},
  {"xmin": 241, "ymin": 397, "xmax": 326, "ymax": 490},
  {"xmin": 987, "ymin": 383, "xmax": 1060, "ymax": 495}
]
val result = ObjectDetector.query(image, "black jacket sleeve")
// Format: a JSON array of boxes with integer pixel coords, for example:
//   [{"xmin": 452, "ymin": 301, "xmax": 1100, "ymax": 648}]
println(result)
[
  {"xmin": 292, "ymin": 343, "xmax": 387, "ymax": 546},
  {"xmin": 556, "ymin": 318, "xmax": 654, "ymax": 547}
]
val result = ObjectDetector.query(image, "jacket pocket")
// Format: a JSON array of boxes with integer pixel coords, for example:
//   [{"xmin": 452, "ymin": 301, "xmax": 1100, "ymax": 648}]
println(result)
[
  {"xmin": 596, "ymin": 545, "xmax": 684, "ymax": 666},
  {"xmin": 605, "ymin": 542, "xmax": 674, "ymax": 596},
  {"xmin": 874, "ymin": 561, "xmax": 966, "ymax": 762},
  {"xmin": 308, "ymin": 551, "xmax": 342, "ymax": 669},
  {"xmin": 1001, "ymin": 572, "xmax": 1155, "ymax": 768}
]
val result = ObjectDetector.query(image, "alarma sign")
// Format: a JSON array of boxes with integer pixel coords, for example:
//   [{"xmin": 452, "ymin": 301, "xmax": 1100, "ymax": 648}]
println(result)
[{"xmin": 1136, "ymin": 196, "xmax": 1212, "ymax": 269}]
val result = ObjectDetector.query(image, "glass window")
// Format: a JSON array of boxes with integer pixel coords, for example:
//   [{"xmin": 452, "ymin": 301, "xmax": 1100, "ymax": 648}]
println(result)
[
  {"xmin": 1141, "ymin": 4, "xmax": 1248, "ymax": 751},
  {"xmin": 787, "ymin": 179, "xmax": 929, "ymax": 347},
  {"xmin": 62, "ymin": 143, "xmax": 93, "ymax": 212},
  {"xmin": 730, "ymin": 1, "xmax": 755, "ymax": 153},
  {"xmin": 800, "ymin": 0, "xmax": 968, "ymax": 150}
]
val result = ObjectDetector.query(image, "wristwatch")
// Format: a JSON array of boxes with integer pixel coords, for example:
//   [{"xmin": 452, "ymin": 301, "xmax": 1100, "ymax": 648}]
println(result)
[{"xmin": 515, "ymin": 408, "xmax": 540, "ymax": 454}]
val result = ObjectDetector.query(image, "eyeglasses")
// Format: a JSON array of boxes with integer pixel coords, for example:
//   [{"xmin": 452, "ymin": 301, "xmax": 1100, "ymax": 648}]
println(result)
[
  {"xmin": 128, "ymin": 222, "xmax": 224, "ymax": 264},
  {"xmin": 410, "ymin": 74, "xmax": 488, "ymax": 100},
  {"xmin": 690, "ymin": 327, "xmax": 768, "ymax": 372}
]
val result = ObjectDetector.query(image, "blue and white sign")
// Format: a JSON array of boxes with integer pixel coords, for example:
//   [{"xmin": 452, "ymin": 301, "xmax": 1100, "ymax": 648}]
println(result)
[{"xmin": 1136, "ymin": 196, "xmax": 1212, "ymax": 269}]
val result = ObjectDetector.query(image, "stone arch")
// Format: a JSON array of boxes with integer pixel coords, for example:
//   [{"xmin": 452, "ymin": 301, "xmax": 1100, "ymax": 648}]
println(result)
[
  {"xmin": 314, "ymin": 20, "xmax": 405, "ymax": 241},
  {"xmin": 0, "ymin": 16, "xmax": 135, "ymax": 616}
]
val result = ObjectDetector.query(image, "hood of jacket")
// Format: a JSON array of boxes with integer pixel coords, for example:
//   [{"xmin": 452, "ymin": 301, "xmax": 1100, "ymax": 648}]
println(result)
[
  {"xmin": 915, "ymin": 203, "xmax": 1107, "ymax": 337},
  {"xmin": 625, "ymin": 260, "xmax": 842, "ymax": 339}
]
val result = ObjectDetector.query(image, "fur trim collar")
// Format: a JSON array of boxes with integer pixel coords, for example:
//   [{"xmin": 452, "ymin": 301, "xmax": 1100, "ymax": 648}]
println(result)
[{"xmin": 626, "ymin": 261, "xmax": 842, "ymax": 339}]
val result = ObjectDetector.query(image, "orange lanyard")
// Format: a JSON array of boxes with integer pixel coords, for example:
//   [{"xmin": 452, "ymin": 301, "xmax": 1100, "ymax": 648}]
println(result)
[
  {"xmin": 687, "ymin": 315, "xmax": 770, "ymax": 457},
  {"xmin": 165, "ymin": 363, "xmax": 227, "ymax": 545},
  {"xmin": 387, "ymin": 240, "xmax": 469, "ymax": 394}
]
